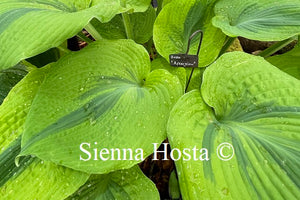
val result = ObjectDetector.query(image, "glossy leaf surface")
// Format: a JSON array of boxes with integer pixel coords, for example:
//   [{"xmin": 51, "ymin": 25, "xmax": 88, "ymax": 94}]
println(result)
[
  {"xmin": 153, "ymin": 0, "xmax": 226, "ymax": 67},
  {"xmin": 168, "ymin": 52, "xmax": 300, "ymax": 199},
  {"xmin": 212, "ymin": 0, "xmax": 300, "ymax": 41},
  {"xmin": 68, "ymin": 165, "xmax": 159, "ymax": 200},
  {"xmin": 20, "ymin": 39, "xmax": 183, "ymax": 173},
  {"xmin": 0, "ymin": 66, "xmax": 88, "ymax": 199},
  {"xmin": 0, "ymin": 0, "xmax": 151, "ymax": 70}
]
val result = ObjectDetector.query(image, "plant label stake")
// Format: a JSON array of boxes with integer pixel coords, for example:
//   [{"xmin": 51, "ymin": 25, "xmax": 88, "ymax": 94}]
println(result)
[
  {"xmin": 169, "ymin": 30, "xmax": 203, "ymax": 92},
  {"xmin": 169, "ymin": 30, "xmax": 203, "ymax": 68}
]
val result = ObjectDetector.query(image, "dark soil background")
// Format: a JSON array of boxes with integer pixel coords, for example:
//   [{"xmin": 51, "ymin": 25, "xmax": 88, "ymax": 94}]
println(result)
[{"xmin": 139, "ymin": 141, "xmax": 175, "ymax": 200}]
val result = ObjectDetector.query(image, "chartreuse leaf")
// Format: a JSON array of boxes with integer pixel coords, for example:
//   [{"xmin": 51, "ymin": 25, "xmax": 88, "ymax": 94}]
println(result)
[
  {"xmin": 162, "ymin": 0, "xmax": 172, "ymax": 7},
  {"xmin": 0, "ymin": 63, "xmax": 27, "ymax": 104},
  {"xmin": 19, "ymin": 39, "xmax": 183, "ymax": 174},
  {"xmin": 0, "ymin": 0, "xmax": 151, "ymax": 70},
  {"xmin": 168, "ymin": 52, "xmax": 300, "ymax": 199},
  {"xmin": 0, "ymin": 65, "xmax": 89, "ymax": 199},
  {"xmin": 153, "ymin": 0, "xmax": 226, "ymax": 67},
  {"xmin": 151, "ymin": 57, "xmax": 186, "ymax": 89},
  {"xmin": 267, "ymin": 45, "xmax": 300, "ymax": 79},
  {"xmin": 212, "ymin": 0, "xmax": 300, "ymax": 41},
  {"xmin": 121, "ymin": 0, "xmax": 152, "ymax": 12},
  {"xmin": 91, "ymin": 5, "xmax": 156, "ymax": 44},
  {"xmin": 67, "ymin": 165, "xmax": 159, "ymax": 200},
  {"xmin": 90, "ymin": 16, "xmax": 127, "ymax": 39}
]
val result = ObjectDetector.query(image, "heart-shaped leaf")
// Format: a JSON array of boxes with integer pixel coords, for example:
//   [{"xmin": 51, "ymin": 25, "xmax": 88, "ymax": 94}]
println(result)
[
  {"xmin": 168, "ymin": 52, "xmax": 300, "ymax": 199},
  {"xmin": 0, "ymin": 0, "xmax": 151, "ymax": 70},
  {"xmin": 68, "ymin": 165, "xmax": 159, "ymax": 200},
  {"xmin": 212, "ymin": 0, "xmax": 300, "ymax": 41},
  {"xmin": 267, "ymin": 45, "xmax": 300, "ymax": 79},
  {"xmin": 19, "ymin": 39, "xmax": 183, "ymax": 174},
  {"xmin": 0, "ymin": 66, "xmax": 88, "ymax": 199},
  {"xmin": 153, "ymin": 0, "xmax": 226, "ymax": 67}
]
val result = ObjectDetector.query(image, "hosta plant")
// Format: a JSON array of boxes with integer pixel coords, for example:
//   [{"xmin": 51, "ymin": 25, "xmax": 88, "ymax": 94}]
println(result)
[{"xmin": 0, "ymin": 0, "xmax": 300, "ymax": 199}]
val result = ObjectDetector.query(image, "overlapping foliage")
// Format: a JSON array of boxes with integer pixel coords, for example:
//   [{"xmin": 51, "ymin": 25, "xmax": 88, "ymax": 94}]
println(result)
[{"xmin": 0, "ymin": 0, "xmax": 299, "ymax": 199}]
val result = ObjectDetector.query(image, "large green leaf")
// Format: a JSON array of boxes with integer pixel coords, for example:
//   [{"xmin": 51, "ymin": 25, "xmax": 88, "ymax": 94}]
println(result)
[
  {"xmin": 212, "ymin": 0, "xmax": 300, "ymax": 41},
  {"xmin": 267, "ymin": 45, "xmax": 300, "ymax": 79},
  {"xmin": 91, "ymin": 5, "xmax": 156, "ymax": 44},
  {"xmin": 0, "ymin": 65, "xmax": 89, "ymax": 199},
  {"xmin": 19, "ymin": 39, "xmax": 183, "ymax": 174},
  {"xmin": 68, "ymin": 165, "xmax": 159, "ymax": 200},
  {"xmin": 167, "ymin": 52, "xmax": 300, "ymax": 199},
  {"xmin": 0, "ymin": 0, "xmax": 151, "ymax": 70},
  {"xmin": 153, "ymin": 0, "xmax": 226, "ymax": 67}
]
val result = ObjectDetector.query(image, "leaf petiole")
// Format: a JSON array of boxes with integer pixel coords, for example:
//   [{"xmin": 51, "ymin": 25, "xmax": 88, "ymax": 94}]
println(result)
[
  {"xmin": 122, "ymin": 12, "xmax": 134, "ymax": 40},
  {"xmin": 85, "ymin": 22, "xmax": 103, "ymax": 40},
  {"xmin": 218, "ymin": 37, "xmax": 236, "ymax": 57},
  {"xmin": 258, "ymin": 37, "xmax": 296, "ymax": 58}
]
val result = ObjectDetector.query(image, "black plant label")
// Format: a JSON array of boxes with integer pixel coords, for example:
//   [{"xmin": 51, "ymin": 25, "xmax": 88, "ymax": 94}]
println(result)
[{"xmin": 169, "ymin": 54, "xmax": 198, "ymax": 68}]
